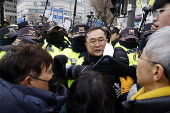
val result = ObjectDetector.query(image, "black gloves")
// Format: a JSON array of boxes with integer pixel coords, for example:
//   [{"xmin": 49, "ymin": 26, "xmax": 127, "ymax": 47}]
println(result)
[
  {"xmin": 54, "ymin": 55, "xmax": 68, "ymax": 65},
  {"xmin": 94, "ymin": 56, "xmax": 136, "ymax": 77},
  {"xmin": 53, "ymin": 55, "xmax": 68, "ymax": 78},
  {"xmin": 66, "ymin": 65, "xmax": 94, "ymax": 79}
]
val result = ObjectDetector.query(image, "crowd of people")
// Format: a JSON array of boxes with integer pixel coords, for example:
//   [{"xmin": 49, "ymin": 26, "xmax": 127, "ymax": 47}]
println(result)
[{"xmin": 0, "ymin": 0, "xmax": 170, "ymax": 112}]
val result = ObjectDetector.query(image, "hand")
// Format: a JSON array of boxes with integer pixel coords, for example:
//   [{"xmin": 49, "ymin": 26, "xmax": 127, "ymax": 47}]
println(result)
[
  {"xmin": 54, "ymin": 55, "xmax": 68, "ymax": 65},
  {"xmin": 66, "ymin": 65, "xmax": 94, "ymax": 79},
  {"xmin": 53, "ymin": 55, "xmax": 68, "ymax": 78},
  {"xmin": 94, "ymin": 56, "xmax": 128, "ymax": 76},
  {"xmin": 119, "ymin": 76, "xmax": 134, "ymax": 95}
]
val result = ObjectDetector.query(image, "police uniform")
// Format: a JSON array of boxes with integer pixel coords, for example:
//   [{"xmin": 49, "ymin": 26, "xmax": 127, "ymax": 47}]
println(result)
[
  {"xmin": 0, "ymin": 26, "xmax": 18, "ymax": 58},
  {"xmin": 59, "ymin": 24, "xmax": 90, "ymax": 87},
  {"xmin": 0, "ymin": 27, "xmax": 39, "ymax": 59},
  {"xmin": 139, "ymin": 23, "xmax": 156, "ymax": 51},
  {"xmin": 115, "ymin": 27, "xmax": 139, "ymax": 66},
  {"xmin": 42, "ymin": 21, "xmax": 70, "ymax": 58},
  {"xmin": 108, "ymin": 25, "xmax": 120, "ymax": 47},
  {"xmin": 0, "ymin": 26, "xmax": 18, "ymax": 46}
]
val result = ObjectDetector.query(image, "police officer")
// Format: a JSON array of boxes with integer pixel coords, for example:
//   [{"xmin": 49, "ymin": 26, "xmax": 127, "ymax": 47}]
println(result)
[
  {"xmin": 42, "ymin": 21, "xmax": 69, "ymax": 58},
  {"xmin": 37, "ymin": 22, "xmax": 44, "ymax": 31},
  {"xmin": 0, "ymin": 27, "xmax": 40, "ymax": 59},
  {"xmin": 3, "ymin": 18, "xmax": 10, "ymax": 27},
  {"xmin": 0, "ymin": 26, "xmax": 18, "ymax": 58},
  {"xmin": 54, "ymin": 24, "xmax": 90, "ymax": 86},
  {"xmin": 115, "ymin": 27, "xmax": 139, "ymax": 66},
  {"xmin": 17, "ymin": 21, "xmax": 29, "ymax": 30},
  {"xmin": 108, "ymin": 25, "xmax": 120, "ymax": 47},
  {"xmin": 0, "ymin": 26, "xmax": 18, "ymax": 46},
  {"xmin": 139, "ymin": 23, "xmax": 156, "ymax": 51}
]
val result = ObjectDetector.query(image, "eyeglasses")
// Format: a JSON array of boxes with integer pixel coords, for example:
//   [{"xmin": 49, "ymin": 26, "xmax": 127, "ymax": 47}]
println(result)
[
  {"xmin": 139, "ymin": 56, "xmax": 160, "ymax": 64},
  {"xmin": 153, "ymin": 7, "xmax": 170, "ymax": 19},
  {"xmin": 30, "ymin": 76, "xmax": 49, "ymax": 82},
  {"xmin": 86, "ymin": 39, "xmax": 107, "ymax": 46},
  {"xmin": 134, "ymin": 52, "xmax": 160, "ymax": 64}
]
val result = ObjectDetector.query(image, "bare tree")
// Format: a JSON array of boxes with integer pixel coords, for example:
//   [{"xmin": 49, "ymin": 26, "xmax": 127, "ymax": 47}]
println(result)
[{"xmin": 90, "ymin": 0, "xmax": 116, "ymax": 25}]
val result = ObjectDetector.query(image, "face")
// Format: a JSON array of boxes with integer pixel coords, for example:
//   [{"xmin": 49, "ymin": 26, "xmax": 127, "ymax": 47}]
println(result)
[
  {"xmin": 30, "ymin": 64, "xmax": 53, "ymax": 90},
  {"xmin": 136, "ymin": 48, "xmax": 153, "ymax": 87},
  {"xmin": 153, "ymin": 3, "xmax": 170, "ymax": 30},
  {"xmin": 85, "ymin": 29, "xmax": 107, "ymax": 56},
  {"xmin": 110, "ymin": 33, "xmax": 119, "ymax": 41},
  {"xmin": 120, "ymin": 37, "xmax": 137, "ymax": 42}
]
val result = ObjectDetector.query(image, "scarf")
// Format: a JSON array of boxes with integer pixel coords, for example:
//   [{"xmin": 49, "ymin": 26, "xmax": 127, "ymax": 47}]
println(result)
[{"xmin": 131, "ymin": 86, "xmax": 170, "ymax": 100}]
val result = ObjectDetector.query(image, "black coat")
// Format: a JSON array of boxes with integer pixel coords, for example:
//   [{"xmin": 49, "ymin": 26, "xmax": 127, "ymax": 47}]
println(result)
[
  {"xmin": 122, "ymin": 96, "xmax": 170, "ymax": 113},
  {"xmin": 0, "ymin": 78, "xmax": 67, "ymax": 113}
]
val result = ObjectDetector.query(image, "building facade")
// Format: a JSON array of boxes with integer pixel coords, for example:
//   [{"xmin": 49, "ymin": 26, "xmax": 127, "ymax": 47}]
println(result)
[
  {"xmin": 17, "ymin": 0, "xmax": 94, "ymax": 26},
  {"xmin": 4, "ymin": 0, "xmax": 17, "ymax": 24}
]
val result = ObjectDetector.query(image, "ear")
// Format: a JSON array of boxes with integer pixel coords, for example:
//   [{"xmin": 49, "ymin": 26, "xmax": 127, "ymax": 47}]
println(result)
[
  {"xmin": 20, "ymin": 76, "xmax": 33, "ymax": 87},
  {"xmin": 153, "ymin": 64, "xmax": 164, "ymax": 82},
  {"xmin": 84, "ymin": 42, "xmax": 88, "ymax": 48}
]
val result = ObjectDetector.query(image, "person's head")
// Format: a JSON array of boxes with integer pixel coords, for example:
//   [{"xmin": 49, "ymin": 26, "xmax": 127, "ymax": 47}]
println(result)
[
  {"xmin": 152, "ymin": 0, "xmax": 170, "ymax": 30},
  {"xmin": 16, "ymin": 27, "xmax": 39, "ymax": 45},
  {"xmin": 29, "ymin": 26, "xmax": 42, "ymax": 39},
  {"xmin": 71, "ymin": 24, "xmax": 90, "ymax": 52},
  {"xmin": 3, "ymin": 18, "xmax": 10, "ymax": 27},
  {"xmin": 67, "ymin": 71, "xmax": 116, "ymax": 113},
  {"xmin": 37, "ymin": 22, "xmax": 44, "ymax": 30},
  {"xmin": 119, "ymin": 27, "xmax": 139, "ymax": 49},
  {"xmin": 85, "ymin": 26, "xmax": 107, "ymax": 56},
  {"xmin": 120, "ymin": 27, "xmax": 139, "ymax": 42},
  {"xmin": 0, "ymin": 43, "xmax": 54, "ymax": 91},
  {"xmin": 136, "ymin": 26, "xmax": 170, "ymax": 92},
  {"xmin": 42, "ymin": 21, "xmax": 64, "ymax": 45},
  {"xmin": 108, "ymin": 25, "xmax": 120, "ymax": 42},
  {"xmin": 17, "ymin": 21, "xmax": 29, "ymax": 30},
  {"xmin": 0, "ymin": 26, "xmax": 18, "ymax": 46},
  {"xmin": 101, "ymin": 25, "xmax": 111, "ymax": 42}
]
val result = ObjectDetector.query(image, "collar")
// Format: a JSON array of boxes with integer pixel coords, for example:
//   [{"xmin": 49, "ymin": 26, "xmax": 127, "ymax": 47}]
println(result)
[{"xmin": 131, "ymin": 86, "xmax": 170, "ymax": 100}]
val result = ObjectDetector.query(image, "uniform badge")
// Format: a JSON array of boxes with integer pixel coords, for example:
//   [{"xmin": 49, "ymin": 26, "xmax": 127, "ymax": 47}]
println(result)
[
  {"xmin": 12, "ymin": 38, "xmax": 22, "ymax": 46},
  {"xmin": 29, "ymin": 30, "xmax": 35, "ymax": 36},
  {"xmin": 129, "ymin": 29, "xmax": 134, "ymax": 34},
  {"xmin": 49, "ymin": 22, "xmax": 55, "ymax": 26},
  {"xmin": 78, "ymin": 27, "xmax": 85, "ymax": 32},
  {"xmin": 8, "ymin": 28, "xmax": 16, "ymax": 33}
]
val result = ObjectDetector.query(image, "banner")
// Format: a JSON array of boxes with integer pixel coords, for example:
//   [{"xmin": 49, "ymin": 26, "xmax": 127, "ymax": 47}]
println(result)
[
  {"xmin": 136, "ymin": 0, "xmax": 142, "ymax": 8},
  {"xmin": 148, "ymin": 0, "xmax": 155, "ymax": 6}
]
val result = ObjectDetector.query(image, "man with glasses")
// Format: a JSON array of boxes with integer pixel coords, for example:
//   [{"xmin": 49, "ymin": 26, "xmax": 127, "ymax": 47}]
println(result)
[
  {"xmin": 122, "ymin": 26, "xmax": 170, "ymax": 113},
  {"xmin": 153, "ymin": 0, "xmax": 170, "ymax": 30},
  {"xmin": 63, "ymin": 26, "xmax": 132, "ymax": 113}
]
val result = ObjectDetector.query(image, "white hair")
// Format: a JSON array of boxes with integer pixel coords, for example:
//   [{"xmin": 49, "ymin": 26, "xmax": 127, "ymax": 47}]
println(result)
[{"xmin": 145, "ymin": 26, "xmax": 170, "ymax": 79}]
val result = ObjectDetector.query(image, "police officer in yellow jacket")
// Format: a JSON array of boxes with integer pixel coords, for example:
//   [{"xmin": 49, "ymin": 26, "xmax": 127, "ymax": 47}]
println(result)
[
  {"xmin": 0, "ymin": 27, "xmax": 40, "ymax": 59},
  {"xmin": 115, "ymin": 27, "xmax": 139, "ymax": 66},
  {"xmin": 114, "ymin": 27, "xmax": 139, "ymax": 101},
  {"xmin": 42, "ymin": 21, "xmax": 70, "ymax": 58},
  {"xmin": 54, "ymin": 24, "xmax": 90, "ymax": 86},
  {"xmin": 109, "ymin": 25, "xmax": 120, "ymax": 47},
  {"xmin": 0, "ymin": 26, "xmax": 18, "ymax": 58}
]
